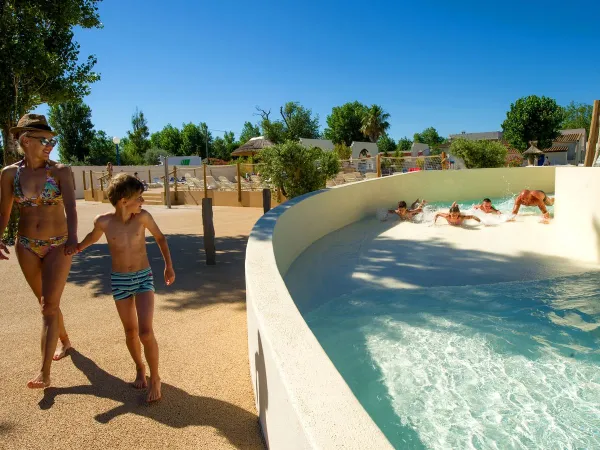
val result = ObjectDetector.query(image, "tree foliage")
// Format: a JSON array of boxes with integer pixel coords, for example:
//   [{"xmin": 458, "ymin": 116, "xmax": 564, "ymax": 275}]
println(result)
[
  {"xmin": 212, "ymin": 131, "xmax": 237, "ymax": 160},
  {"xmin": 125, "ymin": 108, "xmax": 151, "ymax": 158},
  {"xmin": 397, "ymin": 137, "xmax": 412, "ymax": 152},
  {"xmin": 48, "ymin": 100, "xmax": 95, "ymax": 163},
  {"xmin": 259, "ymin": 141, "xmax": 340, "ymax": 199},
  {"xmin": 150, "ymin": 124, "xmax": 182, "ymax": 156},
  {"xmin": 258, "ymin": 102, "xmax": 320, "ymax": 144},
  {"xmin": 361, "ymin": 105, "xmax": 390, "ymax": 143},
  {"xmin": 450, "ymin": 139, "xmax": 507, "ymax": 169},
  {"xmin": 0, "ymin": 0, "xmax": 102, "ymax": 166},
  {"xmin": 239, "ymin": 121, "xmax": 261, "ymax": 144},
  {"xmin": 181, "ymin": 122, "xmax": 212, "ymax": 158},
  {"xmin": 377, "ymin": 134, "xmax": 396, "ymax": 155},
  {"xmin": 561, "ymin": 101, "xmax": 593, "ymax": 134},
  {"xmin": 144, "ymin": 147, "xmax": 170, "ymax": 165},
  {"xmin": 323, "ymin": 101, "xmax": 368, "ymax": 146},
  {"xmin": 86, "ymin": 130, "xmax": 116, "ymax": 165},
  {"xmin": 502, "ymin": 95, "xmax": 563, "ymax": 152},
  {"xmin": 413, "ymin": 127, "xmax": 446, "ymax": 152},
  {"xmin": 333, "ymin": 143, "xmax": 352, "ymax": 160}
]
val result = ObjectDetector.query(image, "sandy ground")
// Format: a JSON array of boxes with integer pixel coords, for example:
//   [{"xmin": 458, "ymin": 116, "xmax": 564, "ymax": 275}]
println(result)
[{"xmin": 0, "ymin": 201, "xmax": 265, "ymax": 450}]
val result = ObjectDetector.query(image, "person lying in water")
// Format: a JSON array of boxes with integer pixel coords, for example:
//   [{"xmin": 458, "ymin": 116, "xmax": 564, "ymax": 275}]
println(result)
[
  {"xmin": 434, "ymin": 202, "xmax": 481, "ymax": 226},
  {"xmin": 474, "ymin": 198, "xmax": 501, "ymax": 215},
  {"xmin": 388, "ymin": 199, "xmax": 427, "ymax": 221},
  {"xmin": 510, "ymin": 189, "xmax": 554, "ymax": 221}
]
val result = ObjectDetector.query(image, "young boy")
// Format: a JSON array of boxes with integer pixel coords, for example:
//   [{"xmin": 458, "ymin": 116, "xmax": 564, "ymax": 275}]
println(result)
[
  {"xmin": 388, "ymin": 199, "xmax": 427, "ymax": 221},
  {"xmin": 473, "ymin": 198, "xmax": 501, "ymax": 215},
  {"xmin": 77, "ymin": 173, "xmax": 175, "ymax": 402},
  {"xmin": 434, "ymin": 202, "xmax": 481, "ymax": 226}
]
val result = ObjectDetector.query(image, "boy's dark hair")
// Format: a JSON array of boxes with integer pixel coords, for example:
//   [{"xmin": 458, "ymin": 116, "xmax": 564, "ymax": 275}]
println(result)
[
  {"xmin": 398, "ymin": 201, "xmax": 407, "ymax": 208},
  {"xmin": 483, "ymin": 198, "xmax": 491, "ymax": 203},
  {"xmin": 107, "ymin": 173, "xmax": 144, "ymax": 206},
  {"xmin": 449, "ymin": 204, "xmax": 460, "ymax": 213}
]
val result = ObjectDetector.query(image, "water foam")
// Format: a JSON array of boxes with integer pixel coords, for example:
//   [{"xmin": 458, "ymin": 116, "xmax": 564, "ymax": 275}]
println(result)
[{"xmin": 366, "ymin": 316, "xmax": 600, "ymax": 449}]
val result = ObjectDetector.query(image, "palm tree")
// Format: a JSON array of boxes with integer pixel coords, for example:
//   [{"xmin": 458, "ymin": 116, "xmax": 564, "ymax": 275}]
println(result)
[{"xmin": 360, "ymin": 105, "xmax": 391, "ymax": 143}]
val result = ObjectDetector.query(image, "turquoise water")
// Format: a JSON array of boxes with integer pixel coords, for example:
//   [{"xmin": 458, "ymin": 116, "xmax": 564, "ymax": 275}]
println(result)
[{"xmin": 304, "ymin": 272, "xmax": 600, "ymax": 449}]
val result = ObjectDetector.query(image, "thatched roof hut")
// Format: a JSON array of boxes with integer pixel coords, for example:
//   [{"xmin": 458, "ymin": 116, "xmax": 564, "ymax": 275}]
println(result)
[
  {"xmin": 231, "ymin": 136, "xmax": 274, "ymax": 157},
  {"xmin": 523, "ymin": 143, "xmax": 544, "ymax": 155}
]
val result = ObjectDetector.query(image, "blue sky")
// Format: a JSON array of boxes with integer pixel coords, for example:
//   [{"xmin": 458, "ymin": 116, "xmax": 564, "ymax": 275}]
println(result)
[{"xmin": 40, "ymin": 0, "xmax": 600, "ymax": 159}]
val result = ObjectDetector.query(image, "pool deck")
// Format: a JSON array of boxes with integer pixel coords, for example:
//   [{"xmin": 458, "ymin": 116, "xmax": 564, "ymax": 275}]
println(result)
[{"xmin": 0, "ymin": 201, "xmax": 265, "ymax": 450}]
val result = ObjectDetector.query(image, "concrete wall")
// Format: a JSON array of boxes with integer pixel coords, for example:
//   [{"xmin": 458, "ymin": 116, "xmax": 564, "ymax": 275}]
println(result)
[
  {"xmin": 245, "ymin": 166, "xmax": 556, "ymax": 449},
  {"xmin": 555, "ymin": 167, "xmax": 600, "ymax": 263},
  {"xmin": 546, "ymin": 152, "xmax": 568, "ymax": 166},
  {"xmin": 350, "ymin": 141, "xmax": 378, "ymax": 159}
]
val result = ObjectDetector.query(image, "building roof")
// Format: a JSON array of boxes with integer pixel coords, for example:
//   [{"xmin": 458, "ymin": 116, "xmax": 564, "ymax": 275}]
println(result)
[
  {"xmin": 542, "ymin": 145, "xmax": 569, "ymax": 153},
  {"xmin": 231, "ymin": 136, "xmax": 274, "ymax": 157},
  {"xmin": 449, "ymin": 131, "xmax": 503, "ymax": 141},
  {"xmin": 553, "ymin": 133, "xmax": 582, "ymax": 143},
  {"xmin": 299, "ymin": 138, "xmax": 334, "ymax": 149}
]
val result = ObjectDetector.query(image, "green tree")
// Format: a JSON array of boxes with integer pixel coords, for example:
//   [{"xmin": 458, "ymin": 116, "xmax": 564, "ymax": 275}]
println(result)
[
  {"xmin": 413, "ymin": 127, "xmax": 446, "ymax": 152},
  {"xmin": 239, "ymin": 121, "xmax": 261, "ymax": 144},
  {"xmin": 397, "ymin": 137, "xmax": 412, "ymax": 152},
  {"xmin": 502, "ymin": 95, "xmax": 564, "ymax": 152},
  {"xmin": 212, "ymin": 131, "xmax": 237, "ymax": 160},
  {"xmin": 323, "ymin": 101, "xmax": 368, "ymax": 146},
  {"xmin": 150, "ymin": 124, "xmax": 182, "ymax": 156},
  {"xmin": 181, "ymin": 122, "xmax": 212, "ymax": 158},
  {"xmin": 1, "ymin": 0, "xmax": 102, "ymax": 166},
  {"xmin": 125, "ymin": 108, "xmax": 150, "ymax": 158},
  {"xmin": 118, "ymin": 137, "xmax": 143, "ymax": 165},
  {"xmin": 450, "ymin": 139, "xmax": 507, "ymax": 169},
  {"xmin": 377, "ymin": 133, "xmax": 396, "ymax": 155},
  {"xmin": 333, "ymin": 143, "xmax": 352, "ymax": 160},
  {"xmin": 561, "ymin": 101, "xmax": 593, "ymax": 134},
  {"xmin": 48, "ymin": 100, "xmax": 95, "ymax": 163},
  {"xmin": 258, "ymin": 102, "xmax": 320, "ymax": 144},
  {"xmin": 361, "ymin": 104, "xmax": 390, "ymax": 143},
  {"xmin": 259, "ymin": 140, "xmax": 340, "ymax": 199},
  {"xmin": 144, "ymin": 147, "xmax": 170, "ymax": 165},
  {"xmin": 86, "ymin": 130, "xmax": 116, "ymax": 165}
]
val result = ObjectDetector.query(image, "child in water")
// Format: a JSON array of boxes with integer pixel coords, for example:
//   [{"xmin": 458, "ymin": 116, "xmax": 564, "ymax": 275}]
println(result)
[
  {"xmin": 434, "ymin": 202, "xmax": 481, "ymax": 226},
  {"xmin": 388, "ymin": 199, "xmax": 426, "ymax": 221}
]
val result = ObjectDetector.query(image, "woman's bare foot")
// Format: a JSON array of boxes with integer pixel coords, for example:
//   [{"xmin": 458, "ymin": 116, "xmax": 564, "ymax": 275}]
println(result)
[
  {"xmin": 53, "ymin": 339, "xmax": 72, "ymax": 361},
  {"xmin": 27, "ymin": 372, "xmax": 50, "ymax": 389},
  {"xmin": 147, "ymin": 378, "xmax": 161, "ymax": 403},
  {"xmin": 133, "ymin": 367, "xmax": 147, "ymax": 389}
]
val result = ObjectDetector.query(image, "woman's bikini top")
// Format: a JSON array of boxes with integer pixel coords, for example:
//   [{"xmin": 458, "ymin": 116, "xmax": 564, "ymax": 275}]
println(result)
[{"xmin": 13, "ymin": 160, "xmax": 63, "ymax": 207}]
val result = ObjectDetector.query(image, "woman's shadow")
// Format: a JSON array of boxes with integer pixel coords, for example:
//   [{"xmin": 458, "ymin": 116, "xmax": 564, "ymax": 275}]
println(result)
[{"xmin": 39, "ymin": 350, "xmax": 262, "ymax": 449}]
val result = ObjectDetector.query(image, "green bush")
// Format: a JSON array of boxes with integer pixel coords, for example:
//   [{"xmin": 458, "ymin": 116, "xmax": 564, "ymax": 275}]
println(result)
[{"xmin": 449, "ymin": 139, "xmax": 508, "ymax": 169}]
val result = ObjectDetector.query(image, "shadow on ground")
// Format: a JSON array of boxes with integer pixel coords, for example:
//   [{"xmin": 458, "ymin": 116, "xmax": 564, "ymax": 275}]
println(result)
[
  {"xmin": 40, "ymin": 350, "xmax": 263, "ymax": 449},
  {"xmin": 68, "ymin": 234, "xmax": 251, "ymax": 311}
]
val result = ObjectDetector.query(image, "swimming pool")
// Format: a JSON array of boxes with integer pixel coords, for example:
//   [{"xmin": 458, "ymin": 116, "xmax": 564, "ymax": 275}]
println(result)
[{"xmin": 304, "ymin": 272, "xmax": 600, "ymax": 449}]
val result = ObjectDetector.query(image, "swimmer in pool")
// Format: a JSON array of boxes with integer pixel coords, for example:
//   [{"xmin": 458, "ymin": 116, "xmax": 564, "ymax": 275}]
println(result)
[
  {"xmin": 474, "ymin": 198, "xmax": 501, "ymax": 215},
  {"xmin": 509, "ymin": 189, "xmax": 554, "ymax": 222},
  {"xmin": 434, "ymin": 202, "xmax": 481, "ymax": 226},
  {"xmin": 388, "ymin": 199, "xmax": 426, "ymax": 221}
]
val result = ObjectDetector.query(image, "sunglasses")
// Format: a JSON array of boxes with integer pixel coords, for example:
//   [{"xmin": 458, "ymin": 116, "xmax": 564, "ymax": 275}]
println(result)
[{"xmin": 28, "ymin": 136, "xmax": 58, "ymax": 147}]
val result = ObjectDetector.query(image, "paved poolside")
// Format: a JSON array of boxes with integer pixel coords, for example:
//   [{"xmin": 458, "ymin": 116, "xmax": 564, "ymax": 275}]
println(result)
[{"xmin": 0, "ymin": 201, "xmax": 265, "ymax": 450}]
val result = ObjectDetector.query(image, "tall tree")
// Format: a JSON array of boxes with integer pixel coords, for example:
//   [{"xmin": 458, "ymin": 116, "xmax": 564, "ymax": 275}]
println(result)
[
  {"xmin": 397, "ymin": 137, "xmax": 412, "ymax": 152},
  {"xmin": 377, "ymin": 134, "xmax": 396, "ymax": 155},
  {"xmin": 126, "ymin": 108, "xmax": 151, "ymax": 158},
  {"xmin": 239, "ymin": 121, "xmax": 261, "ymax": 144},
  {"xmin": 212, "ymin": 131, "xmax": 237, "ymax": 160},
  {"xmin": 1, "ymin": 0, "xmax": 102, "ymax": 166},
  {"xmin": 502, "ymin": 95, "xmax": 564, "ymax": 152},
  {"xmin": 48, "ymin": 100, "xmax": 95, "ymax": 163},
  {"xmin": 413, "ymin": 127, "xmax": 446, "ymax": 152},
  {"xmin": 150, "ymin": 124, "xmax": 182, "ymax": 156},
  {"xmin": 87, "ymin": 130, "xmax": 116, "ymax": 165},
  {"xmin": 561, "ymin": 101, "xmax": 593, "ymax": 134},
  {"xmin": 323, "ymin": 101, "xmax": 368, "ymax": 146},
  {"xmin": 257, "ymin": 102, "xmax": 320, "ymax": 143},
  {"xmin": 361, "ymin": 104, "xmax": 390, "ymax": 143}
]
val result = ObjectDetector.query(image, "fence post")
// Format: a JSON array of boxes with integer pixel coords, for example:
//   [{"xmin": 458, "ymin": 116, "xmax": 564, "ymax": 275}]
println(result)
[
  {"xmin": 173, "ymin": 166, "xmax": 178, "ymax": 203},
  {"xmin": 164, "ymin": 157, "xmax": 171, "ymax": 209},
  {"xmin": 237, "ymin": 162, "xmax": 242, "ymax": 203},
  {"xmin": 263, "ymin": 188, "xmax": 271, "ymax": 214},
  {"xmin": 202, "ymin": 197, "xmax": 216, "ymax": 265},
  {"xmin": 90, "ymin": 170, "xmax": 95, "ymax": 198},
  {"xmin": 584, "ymin": 100, "xmax": 600, "ymax": 166},
  {"xmin": 203, "ymin": 163, "xmax": 208, "ymax": 198},
  {"xmin": 376, "ymin": 153, "xmax": 382, "ymax": 177},
  {"xmin": 82, "ymin": 171, "xmax": 87, "ymax": 191},
  {"xmin": 148, "ymin": 169, "xmax": 151, "ymax": 185},
  {"xmin": 100, "ymin": 177, "xmax": 104, "ymax": 193}
]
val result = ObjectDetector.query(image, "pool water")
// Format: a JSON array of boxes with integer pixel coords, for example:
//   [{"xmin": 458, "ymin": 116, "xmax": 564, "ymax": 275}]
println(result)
[{"xmin": 304, "ymin": 272, "xmax": 600, "ymax": 449}]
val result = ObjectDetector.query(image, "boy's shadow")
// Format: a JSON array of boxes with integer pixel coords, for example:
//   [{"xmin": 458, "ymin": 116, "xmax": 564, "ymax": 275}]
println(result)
[{"xmin": 39, "ymin": 350, "xmax": 262, "ymax": 449}]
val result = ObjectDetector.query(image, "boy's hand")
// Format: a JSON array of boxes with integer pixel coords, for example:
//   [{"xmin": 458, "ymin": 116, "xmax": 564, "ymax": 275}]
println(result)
[
  {"xmin": 64, "ymin": 237, "xmax": 79, "ymax": 256},
  {"xmin": 0, "ymin": 241, "xmax": 10, "ymax": 260},
  {"xmin": 164, "ymin": 266, "xmax": 175, "ymax": 286}
]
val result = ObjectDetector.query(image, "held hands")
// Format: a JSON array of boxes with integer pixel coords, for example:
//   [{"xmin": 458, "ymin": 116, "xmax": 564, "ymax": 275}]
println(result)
[
  {"xmin": 64, "ymin": 237, "xmax": 79, "ymax": 256},
  {"xmin": 0, "ymin": 241, "xmax": 10, "ymax": 260},
  {"xmin": 164, "ymin": 266, "xmax": 176, "ymax": 286}
]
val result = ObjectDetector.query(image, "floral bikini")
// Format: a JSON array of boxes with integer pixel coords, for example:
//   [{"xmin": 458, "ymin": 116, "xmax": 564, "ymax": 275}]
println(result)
[{"xmin": 14, "ymin": 160, "xmax": 66, "ymax": 258}]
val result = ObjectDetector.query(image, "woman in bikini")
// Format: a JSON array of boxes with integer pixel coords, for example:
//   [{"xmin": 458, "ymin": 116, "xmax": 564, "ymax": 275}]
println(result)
[
  {"xmin": 0, "ymin": 114, "xmax": 78, "ymax": 389},
  {"xmin": 434, "ymin": 202, "xmax": 481, "ymax": 226}
]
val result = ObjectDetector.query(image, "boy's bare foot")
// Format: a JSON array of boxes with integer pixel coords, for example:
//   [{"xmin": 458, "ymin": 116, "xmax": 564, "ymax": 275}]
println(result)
[
  {"xmin": 147, "ymin": 378, "xmax": 161, "ymax": 403},
  {"xmin": 53, "ymin": 339, "xmax": 72, "ymax": 361},
  {"xmin": 133, "ymin": 368, "xmax": 148, "ymax": 389},
  {"xmin": 27, "ymin": 372, "xmax": 50, "ymax": 389}
]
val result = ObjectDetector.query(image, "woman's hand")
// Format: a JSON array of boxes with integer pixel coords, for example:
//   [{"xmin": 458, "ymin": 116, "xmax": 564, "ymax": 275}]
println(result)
[
  {"xmin": 64, "ymin": 237, "xmax": 79, "ymax": 256},
  {"xmin": 0, "ymin": 241, "xmax": 10, "ymax": 260}
]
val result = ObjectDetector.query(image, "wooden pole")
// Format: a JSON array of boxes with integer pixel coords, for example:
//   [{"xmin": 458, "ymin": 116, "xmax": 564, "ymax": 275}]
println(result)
[
  {"xmin": 237, "ymin": 162, "xmax": 242, "ymax": 203},
  {"xmin": 82, "ymin": 171, "xmax": 87, "ymax": 191},
  {"xmin": 193, "ymin": 168, "xmax": 196, "ymax": 177},
  {"xmin": 173, "ymin": 166, "xmax": 178, "ymax": 203},
  {"xmin": 376, "ymin": 153, "xmax": 382, "ymax": 178},
  {"xmin": 203, "ymin": 163, "xmax": 208, "ymax": 198},
  {"xmin": 202, "ymin": 197, "xmax": 216, "ymax": 265},
  {"xmin": 164, "ymin": 157, "xmax": 171, "ymax": 209},
  {"xmin": 584, "ymin": 100, "xmax": 600, "ymax": 167},
  {"xmin": 90, "ymin": 170, "xmax": 95, "ymax": 197},
  {"xmin": 148, "ymin": 169, "xmax": 151, "ymax": 185},
  {"xmin": 100, "ymin": 177, "xmax": 104, "ymax": 192},
  {"xmin": 263, "ymin": 188, "xmax": 271, "ymax": 214}
]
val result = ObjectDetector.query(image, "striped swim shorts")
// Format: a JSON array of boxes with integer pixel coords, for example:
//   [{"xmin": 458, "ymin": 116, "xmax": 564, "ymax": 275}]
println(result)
[{"xmin": 111, "ymin": 267, "xmax": 155, "ymax": 301}]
